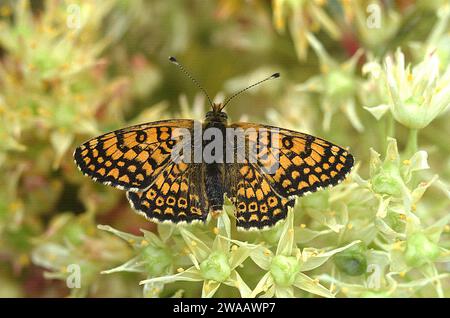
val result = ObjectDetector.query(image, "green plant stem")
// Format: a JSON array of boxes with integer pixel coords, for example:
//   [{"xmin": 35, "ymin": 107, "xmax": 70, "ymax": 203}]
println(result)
[
  {"xmin": 405, "ymin": 129, "xmax": 418, "ymax": 157},
  {"xmin": 386, "ymin": 115, "xmax": 395, "ymax": 140},
  {"xmin": 381, "ymin": 114, "xmax": 395, "ymax": 151}
]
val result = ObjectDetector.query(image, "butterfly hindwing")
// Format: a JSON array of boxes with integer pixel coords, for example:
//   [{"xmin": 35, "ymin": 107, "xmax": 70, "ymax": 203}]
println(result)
[
  {"xmin": 127, "ymin": 162, "xmax": 208, "ymax": 224},
  {"xmin": 74, "ymin": 119, "xmax": 195, "ymax": 192},
  {"xmin": 226, "ymin": 162, "xmax": 295, "ymax": 230}
]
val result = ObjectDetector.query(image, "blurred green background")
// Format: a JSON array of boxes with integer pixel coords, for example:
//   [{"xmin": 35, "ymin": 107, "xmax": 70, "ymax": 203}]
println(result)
[{"xmin": 0, "ymin": 0, "xmax": 449, "ymax": 298}]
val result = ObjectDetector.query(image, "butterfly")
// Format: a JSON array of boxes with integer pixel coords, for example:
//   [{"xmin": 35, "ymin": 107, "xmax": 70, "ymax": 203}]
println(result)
[{"xmin": 74, "ymin": 57, "xmax": 354, "ymax": 231}]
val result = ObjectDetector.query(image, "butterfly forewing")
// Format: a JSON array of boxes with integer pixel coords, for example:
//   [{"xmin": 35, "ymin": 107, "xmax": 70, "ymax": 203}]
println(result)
[{"xmin": 74, "ymin": 120, "xmax": 195, "ymax": 192}]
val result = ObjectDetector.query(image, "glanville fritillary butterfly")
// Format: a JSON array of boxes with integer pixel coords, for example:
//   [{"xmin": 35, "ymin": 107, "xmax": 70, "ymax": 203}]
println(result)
[{"xmin": 74, "ymin": 57, "xmax": 354, "ymax": 230}]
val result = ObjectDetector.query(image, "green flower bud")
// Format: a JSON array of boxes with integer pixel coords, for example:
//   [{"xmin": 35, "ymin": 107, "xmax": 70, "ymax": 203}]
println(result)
[
  {"xmin": 141, "ymin": 245, "xmax": 173, "ymax": 276},
  {"xmin": 404, "ymin": 233, "xmax": 440, "ymax": 267},
  {"xmin": 371, "ymin": 166, "xmax": 403, "ymax": 196},
  {"xmin": 334, "ymin": 244, "xmax": 367, "ymax": 276},
  {"xmin": 270, "ymin": 255, "xmax": 300, "ymax": 287},
  {"xmin": 200, "ymin": 252, "xmax": 231, "ymax": 283},
  {"xmin": 391, "ymin": 96, "xmax": 432, "ymax": 130},
  {"xmin": 325, "ymin": 70, "xmax": 355, "ymax": 99}
]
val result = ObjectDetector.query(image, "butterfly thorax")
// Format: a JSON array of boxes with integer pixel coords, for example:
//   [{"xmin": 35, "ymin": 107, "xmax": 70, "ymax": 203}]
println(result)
[{"xmin": 204, "ymin": 107, "xmax": 228, "ymax": 125}]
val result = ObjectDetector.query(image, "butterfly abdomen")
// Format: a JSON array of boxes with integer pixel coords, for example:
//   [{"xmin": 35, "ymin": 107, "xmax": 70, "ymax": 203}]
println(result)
[{"xmin": 205, "ymin": 163, "xmax": 225, "ymax": 212}]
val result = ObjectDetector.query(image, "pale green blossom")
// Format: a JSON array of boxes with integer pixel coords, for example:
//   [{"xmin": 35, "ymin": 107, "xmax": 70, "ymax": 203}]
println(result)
[
  {"xmin": 296, "ymin": 34, "xmax": 364, "ymax": 132},
  {"xmin": 249, "ymin": 210, "xmax": 360, "ymax": 298},
  {"xmin": 364, "ymin": 48, "xmax": 450, "ymax": 129},
  {"xmin": 139, "ymin": 206, "xmax": 254, "ymax": 298}
]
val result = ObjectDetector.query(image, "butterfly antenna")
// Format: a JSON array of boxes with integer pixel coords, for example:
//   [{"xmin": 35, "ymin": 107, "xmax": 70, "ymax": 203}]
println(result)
[
  {"xmin": 169, "ymin": 56, "xmax": 214, "ymax": 108},
  {"xmin": 220, "ymin": 72, "xmax": 280, "ymax": 111}
]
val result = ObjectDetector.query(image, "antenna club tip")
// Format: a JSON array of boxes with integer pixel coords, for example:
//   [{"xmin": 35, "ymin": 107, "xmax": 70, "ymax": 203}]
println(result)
[
  {"xmin": 272, "ymin": 72, "xmax": 280, "ymax": 79},
  {"xmin": 169, "ymin": 56, "xmax": 179, "ymax": 64}
]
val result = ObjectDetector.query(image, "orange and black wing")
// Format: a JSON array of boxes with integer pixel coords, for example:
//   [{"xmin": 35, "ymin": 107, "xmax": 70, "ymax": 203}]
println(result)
[
  {"xmin": 74, "ymin": 119, "xmax": 195, "ymax": 192},
  {"xmin": 127, "ymin": 162, "xmax": 208, "ymax": 224},
  {"xmin": 227, "ymin": 122, "xmax": 354, "ymax": 230},
  {"xmin": 225, "ymin": 161, "xmax": 295, "ymax": 230}
]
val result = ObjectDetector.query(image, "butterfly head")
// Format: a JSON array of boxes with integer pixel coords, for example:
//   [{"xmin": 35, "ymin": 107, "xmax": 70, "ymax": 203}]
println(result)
[{"xmin": 206, "ymin": 104, "xmax": 228, "ymax": 124}]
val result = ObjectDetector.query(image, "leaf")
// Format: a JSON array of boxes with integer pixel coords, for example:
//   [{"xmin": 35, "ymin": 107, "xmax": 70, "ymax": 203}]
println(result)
[
  {"xmin": 423, "ymin": 214, "xmax": 450, "ymax": 243},
  {"xmin": 140, "ymin": 229, "xmax": 166, "ymax": 248},
  {"xmin": 309, "ymin": 4, "xmax": 342, "ymax": 40},
  {"xmin": 260, "ymin": 285, "xmax": 276, "ymax": 298},
  {"xmin": 213, "ymin": 209, "xmax": 231, "ymax": 253},
  {"xmin": 294, "ymin": 228, "xmax": 333, "ymax": 244},
  {"xmin": 251, "ymin": 272, "xmax": 274, "ymax": 298},
  {"xmin": 376, "ymin": 197, "xmax": 390, "ymax": 218},
  {"xmin": 101, "ymin": 256, "xmax": 144, "ymax": 274},
  {"xmin": 276, "ymin": 209, "xmax": 295, "ymax": 255},
  {"xmin": 343, "ymin": 99, "xmax": 364, "ymax": 132},
  {"xmin": 306, "ymin": 33, "xmax": 336, "ymax": 68},
  {"xmin": 299, "ymin": 241, "xmax": 361, "ymax": 272},
  {"xmin": 375, "ymin": 217, "xmax": 403, "ymax": 240},
  {"xmin": 385, "ymin": 138, "xmax": 400, "ymax": 165},
  {"xmin": 389, "ymin": 249, "xmax": 408, "ymax": 273},
  {"xmin": 97, "ymin": 224, "xmax": 143, "ymax": 249},
  {"xmin": 411, "ymin": 175, "xmax": 438, "ymax": 205},
  {"xmin": 179, "ymin": 228, "xmax": 211, "ymax": 262},
  {"xmin": 202, "ymin": 280, "xmax": 221, "ymax": 298},
  {"xmin": 50, "ymin": 131, "xmax": 73, "ymax": 169},
  {"xmin": 369, "ymin": 148, "xmax": 382, "ymax": 177},
  {"xmin": 223, "ymin": 271, "xmax": 252, "ymax": 298},
  {"xmin": 407, "ymin": 150, "xmax": 429, "ymax": 175},
  {"xmin": 229, "ymin": 246, "xmax": 252, "ymax": 270},
  {"xmin": 140, "ymin": 266, "xmax": 202, "ymax": 285},
  {"xmin": 307, "ymin": 209, "xmax": 344, "ymax": 233},
  {"xmin": 364, "ymin": 104, "xmax": 390, "ymax": 120},
  {"xmin": 250, "ymin": 246, "xmax": 272, "ymax": 271},
  {"xmin": 293, "ymin": 272, "xmax": 335, "ymax": 298}
]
